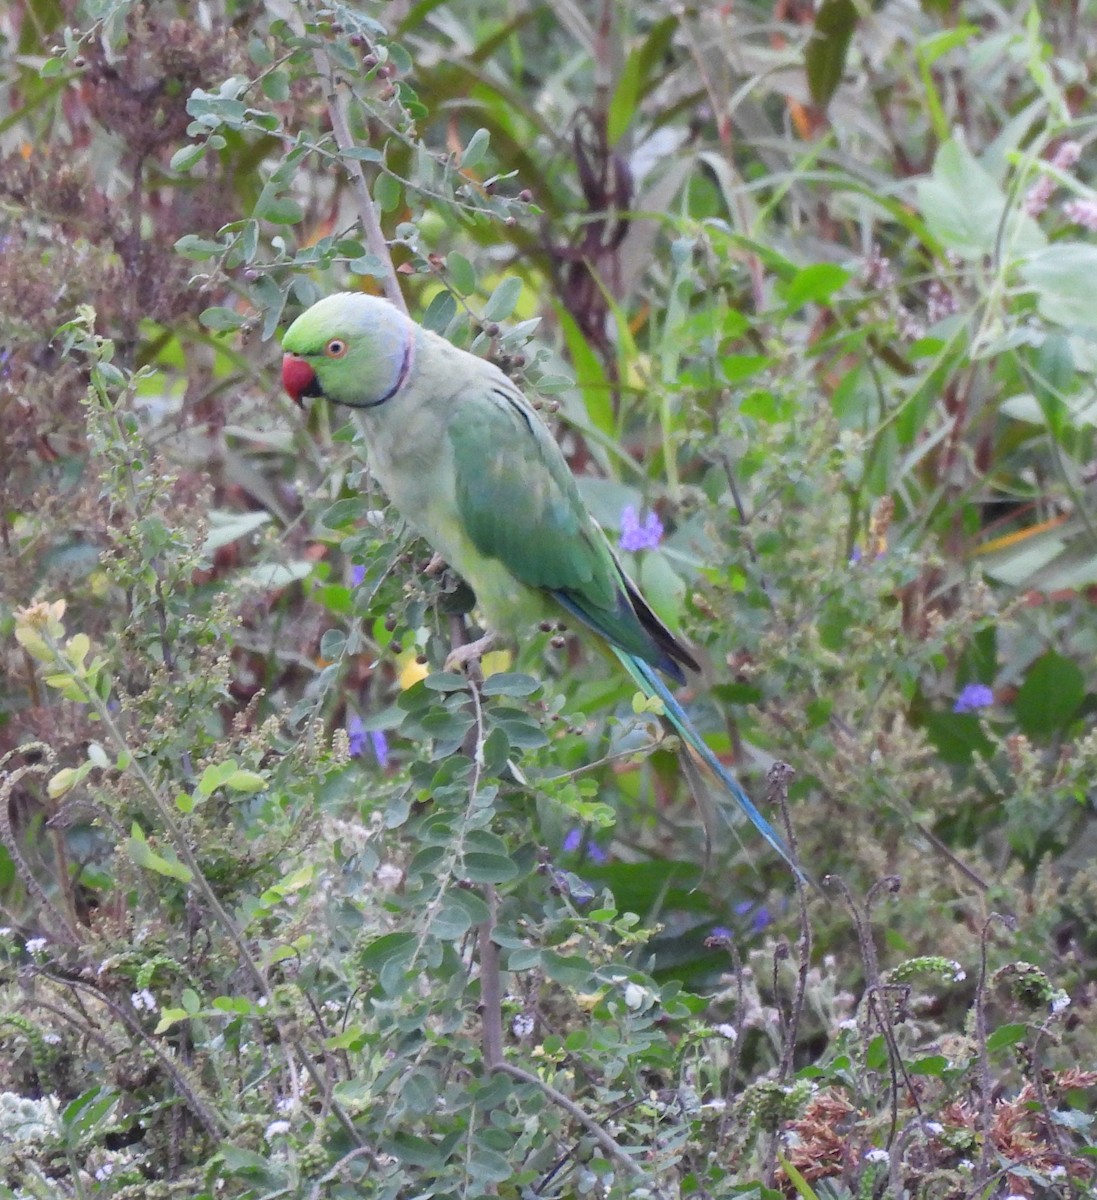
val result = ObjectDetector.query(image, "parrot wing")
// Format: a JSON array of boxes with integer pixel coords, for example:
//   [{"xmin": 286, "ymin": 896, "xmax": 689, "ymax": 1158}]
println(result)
[{"xmin": 446, "ymin": 377, "xmax": 696, "ymax": 680}]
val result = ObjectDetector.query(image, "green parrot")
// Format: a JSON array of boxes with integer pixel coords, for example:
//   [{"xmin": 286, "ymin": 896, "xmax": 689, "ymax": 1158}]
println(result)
[{"xmin": 282, "ymin": 291, "xmax": 798, "ymax": 873}]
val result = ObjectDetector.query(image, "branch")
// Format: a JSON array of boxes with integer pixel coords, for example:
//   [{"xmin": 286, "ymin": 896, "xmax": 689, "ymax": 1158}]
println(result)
[
  {"xmin": 492, "ymin": 1061, "xmax": 666, "ymax": 1195},
  {"xmin": 310, "ymin": 44, "xmax": 406, "ymax": 313},
  {"xmin": 478, "ymin": 886, "xmax": 504, "ymax": 1070}
]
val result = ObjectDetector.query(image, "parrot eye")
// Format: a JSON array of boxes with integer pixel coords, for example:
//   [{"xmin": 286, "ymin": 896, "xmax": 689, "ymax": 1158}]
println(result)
[{"xmin": 324, "ymin": 338, "xmax": 348, "ymax": 358}]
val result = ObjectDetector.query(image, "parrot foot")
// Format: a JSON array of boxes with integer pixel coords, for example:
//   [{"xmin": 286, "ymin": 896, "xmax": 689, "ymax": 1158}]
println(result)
[
  {"xmin": 423, "ymin": 552, "xmax": 447, "ymax": 576},
  {"xmin": 444, "ymin": 632, "xmax": 497, "ymax": 673}
]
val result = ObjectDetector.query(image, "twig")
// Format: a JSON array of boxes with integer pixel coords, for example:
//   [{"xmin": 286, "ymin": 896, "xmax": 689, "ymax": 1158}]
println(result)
[
  {"xmin": 0, "ymin": 744, "xmax": 80, "ymax": 945},
  {"xmin": 43, "ymin": 969, "xmax": 227, "ymax": 1139},
  {"xmin": 309, "ymin": 45, "xmax": 405, "ymax": 312},
  {"xmin": 478, "ymin": 886, "xmax": 503, "ymax": 1070},
  {"xmin": 492, "ymin": 1061, "xmax": 664, "ymax": 1195},
  {"xmin": 973, "ymin": 911, "xmax": 1016, "ymax": 1192},
  {"xmin": 771, "ymin": 762, "xmax": 813, "ymax": 1084}
]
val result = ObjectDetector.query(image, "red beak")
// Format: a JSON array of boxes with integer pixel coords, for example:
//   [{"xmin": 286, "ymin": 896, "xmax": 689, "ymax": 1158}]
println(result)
[{"xmin": 282, "ymin": 353, "xmax": 317, "ymax": 406}]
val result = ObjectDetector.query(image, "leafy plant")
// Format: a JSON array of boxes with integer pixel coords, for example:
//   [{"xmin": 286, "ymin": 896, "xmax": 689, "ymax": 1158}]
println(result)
[{"xmin": 0, "ymin": 1, "xmax": 1095, "ymax": 1197}]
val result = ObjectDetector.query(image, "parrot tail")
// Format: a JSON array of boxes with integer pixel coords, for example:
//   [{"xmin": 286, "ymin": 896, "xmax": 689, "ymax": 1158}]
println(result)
[{"xmin": 612, "ymin": 648, "xmax": 809, "ymax": 882}]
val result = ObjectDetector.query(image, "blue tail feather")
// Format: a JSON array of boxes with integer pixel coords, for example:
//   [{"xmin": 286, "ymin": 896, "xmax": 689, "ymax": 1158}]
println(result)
[{"xmin": 612, "ymin": 648, "xmax": 805, "ymax": 878}]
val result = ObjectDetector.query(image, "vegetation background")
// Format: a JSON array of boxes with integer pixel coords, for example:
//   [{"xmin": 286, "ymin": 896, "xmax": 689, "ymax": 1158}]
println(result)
[{"xmin": 1, "ymin": 0, "xmax": 1095, "ymax": 1196}]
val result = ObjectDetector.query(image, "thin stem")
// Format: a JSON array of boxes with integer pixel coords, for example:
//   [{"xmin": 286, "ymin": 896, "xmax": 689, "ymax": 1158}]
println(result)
[
  {"xmin": 478, "ymin": 886, "xmax": 504, "ymax": 1070},
  {"xmin": 309, "ymin": 46, "xmax": 405, "ymax": 312},
  {"xmin": 492, "ymin": 1062, "xmax": 664, "ymax": 1195}
]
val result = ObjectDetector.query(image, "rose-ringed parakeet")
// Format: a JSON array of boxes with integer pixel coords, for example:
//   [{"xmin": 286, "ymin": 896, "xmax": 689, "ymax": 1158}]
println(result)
[{"xmin": 282, "ymin": 292, "xmax": 798, "ymax": 873}]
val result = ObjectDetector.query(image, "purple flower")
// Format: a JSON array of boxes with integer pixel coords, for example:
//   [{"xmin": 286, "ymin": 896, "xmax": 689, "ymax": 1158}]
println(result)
[
  {"xmin": 347, "ymin": 712, "xmax": 366, "ymax": 756},
  {"xmin": 1063, "ymin": 198, "xmax": 1097, "ymax": 232},
  {"xmin": 350, "ymin": 564, "xmax": 366, "ymax": 587},
  {"xmin": 619, "ymin": 505, "xmax": 663, "ymax": 552},
  {"xmin": 734, "ymin": 900, "xmax": 771, "ymax": 933},
  {"xmin": 953, "ymin": 683, "xmax": 994, "ymax": 714},
  {"xmin": 709, "ymin": 926, "xmax": 732, "ymax": 942},
  {"xmin": 370, "ymin": 729, "xmax": 389, "ymax": 768},
  {"xmin": 563, "ymin": 828, "xmax": 607, "ymax": 863}
]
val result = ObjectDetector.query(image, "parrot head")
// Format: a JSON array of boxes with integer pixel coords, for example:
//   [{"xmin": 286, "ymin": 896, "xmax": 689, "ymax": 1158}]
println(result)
[{"xmin": 281, "ymin": 292, "xmax": 414, "ymax": 409}]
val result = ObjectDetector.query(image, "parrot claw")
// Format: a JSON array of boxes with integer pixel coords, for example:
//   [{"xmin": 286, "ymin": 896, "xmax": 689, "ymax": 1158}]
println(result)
[{"xmin": 444, "ymin": 632, "xmax": 498, "ymax": 673}]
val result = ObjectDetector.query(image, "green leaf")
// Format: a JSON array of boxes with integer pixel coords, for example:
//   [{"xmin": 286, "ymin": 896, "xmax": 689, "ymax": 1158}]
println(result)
[
  {"xmin": 469, "ymin": 1146, "xmax": 513, "ymax": 1185},
  {"xmin": 779, "ymin": 1150, "xmax": 824, "ymax": 1199},
  {"xmin": 461, "ymin": 852, "xmax": 519, "ymax": 884},
  {"xmin": 865, "ymin": 1034, "xmax": 888, "ymax": 1070},
  {"xmin": 1014, "ymin": 651, "xmax": 1085, "ymax": 737},
  {"xmin": 540, "ymin": 951, "xmax": 595, "ymax": 988},
  {"xmin": 261, "ymin": 69, "xmax": 290, "ymax": 102},
  {"xmin": 986, "ymin": 1023, "xmax": 1027, "ymax": 1052},
  {"xmin": 199, "ymin": 306, "xmax": 245, "ymax": 332},
  {"xmin": 607, "ymin": 16, "xmax": 676, "ymax": 145},
  {"xmin": 806, "ymin": 0, "xmax": 857, "ymax": 109},
  {"xmin": 62, "ymin": 1088, "xmax": 117, "ymax": 1137},
  {"xmin": 223, "ymin": 770, "xmax": 267, "ymax": 793},
  {"xmin": 915, "ymin": 137, "xmax": 1042, "ymax": 259},
  {"xmin": 483, "ymin": 277, "xmax": 523, "ymax": 322},
  {"xmin": 909, "ymin": 1054, "xmax": 949, "ymax": 1076},
  {"xmin": 202, "ymin": 510, "xmax": 271, "ymax": 553},
  {"xmin": 460, "ymin": 127, "xmax": 490, "ymax": 169},
  {"xmin": 170, "ymin": 143, "xmax": 207, "ymax": 173},
  {"xmin": 358, "ymin": 931, "xmax": 417, "ymax": 974},
  {"xmin": 782, "ymin": 263, "xmax": 851, "ymax": 310},
  {"xmin": 1019, "ymin": 244, "xmax": 1097, "ymax": 328},
  {"xmin": 431, "ymin": 895, "xmax": 476, "ymax": 939},
  {"xmin": 126, "ymin": 824, "xmax": 193, "ymax": 884},
  {"xmin": 374, "ymin": 172, "xmax": 402, "ymax": 212},
  {"xmin": 422, "ymin": 289, "xmax": 457, "ymax": 333},
  {"xmin": 401, "ymin": 1069, "xmax": 439, "ymax": 1115},
  {"xmin": 480, "ymin": 672, "xmax": 541, "ymax": 697},
  {"xmin": 446, "ymin": 251, "xmax": 476, "ymax": 296},
  {"xmin": 255, "ymin": 195, "xmax": 303, "ymax": 225}
]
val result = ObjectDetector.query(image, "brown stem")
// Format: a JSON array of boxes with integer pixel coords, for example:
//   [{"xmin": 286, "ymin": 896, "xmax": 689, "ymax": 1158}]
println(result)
[
  {"xmin": 310, "ymin": 45, "xmax": 406, "ymax": 313},
  {"xmin": 478, "ymin": 886, "xmax": 503, "ymax": 1070}
]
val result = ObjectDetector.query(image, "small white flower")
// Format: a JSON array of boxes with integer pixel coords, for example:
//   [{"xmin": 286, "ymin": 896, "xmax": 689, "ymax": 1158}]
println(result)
[
  {"xmin": 376, "ymin": 862, "xmax": 403, "ymax": 889},
  {"xmin": 0, "ymin": 927, "xmax": 12, "ymax": 938},
  {"xmin": 94, "ymin": 1163, "xmax": 114, "ymax": 1181},
  {"xmin": 257, "ymin": 996, "xmax": 268, "ymax": 1008},
  {"xmin": 1047, "ymin": 1165, "xmax": 1067, "ymax": 1179},
  {"xmin": 1051, "ymin": 991, "xmax": 1071, "ymax": 1014},
  {"xmin": 275, "ymin": 1095, "xmax": 296, "ymax": 1115},
  {"xmin": 837, "ymin": 1018, "xmax": 859, "ymax": 1032},
  {"xmin": 714, "ymin": 1023, "xmax": 738, "ymax": 1042},
  {"xmin": 264, "ymin": 1120, "xmax": 291, "ymax": 1140},
  {"xmin": 131, "ymin": 989, "xmax": 157, "ymax": 1013},
  {"xmin": 24, "ymin": 937, "xmax": 48, "ymax": 955},
  {"xmin": 623, "ymin": 982, "xmax": 646, "ymax": 1010},
  {"xmin": 511, "ymin": 1013, "xmax": 535, "ymax": 1038},
  {"xmin": 702, "ymin": 1098, "xmax": 728, "ymax": 1112},
  {"xmin": 924, "ymin": 1121, "xmax": 943, "ymax": 1135},
  {"xmin": 958, "ymin": 1159, "xmax": 974, "ymax": 1171},
  {"xmin": 864, "ymin": 1148, "xmax": 889, "ymax": 1164},
  {"xmin": 42, "ymin": 1033, "xmax": 61, "ymax": 1045}
]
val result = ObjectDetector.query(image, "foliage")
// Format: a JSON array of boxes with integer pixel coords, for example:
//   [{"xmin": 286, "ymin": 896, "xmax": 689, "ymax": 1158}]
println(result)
[{"xmin": 1, "ymin": 0, "xmax": 1096, "ymax": 1197}]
